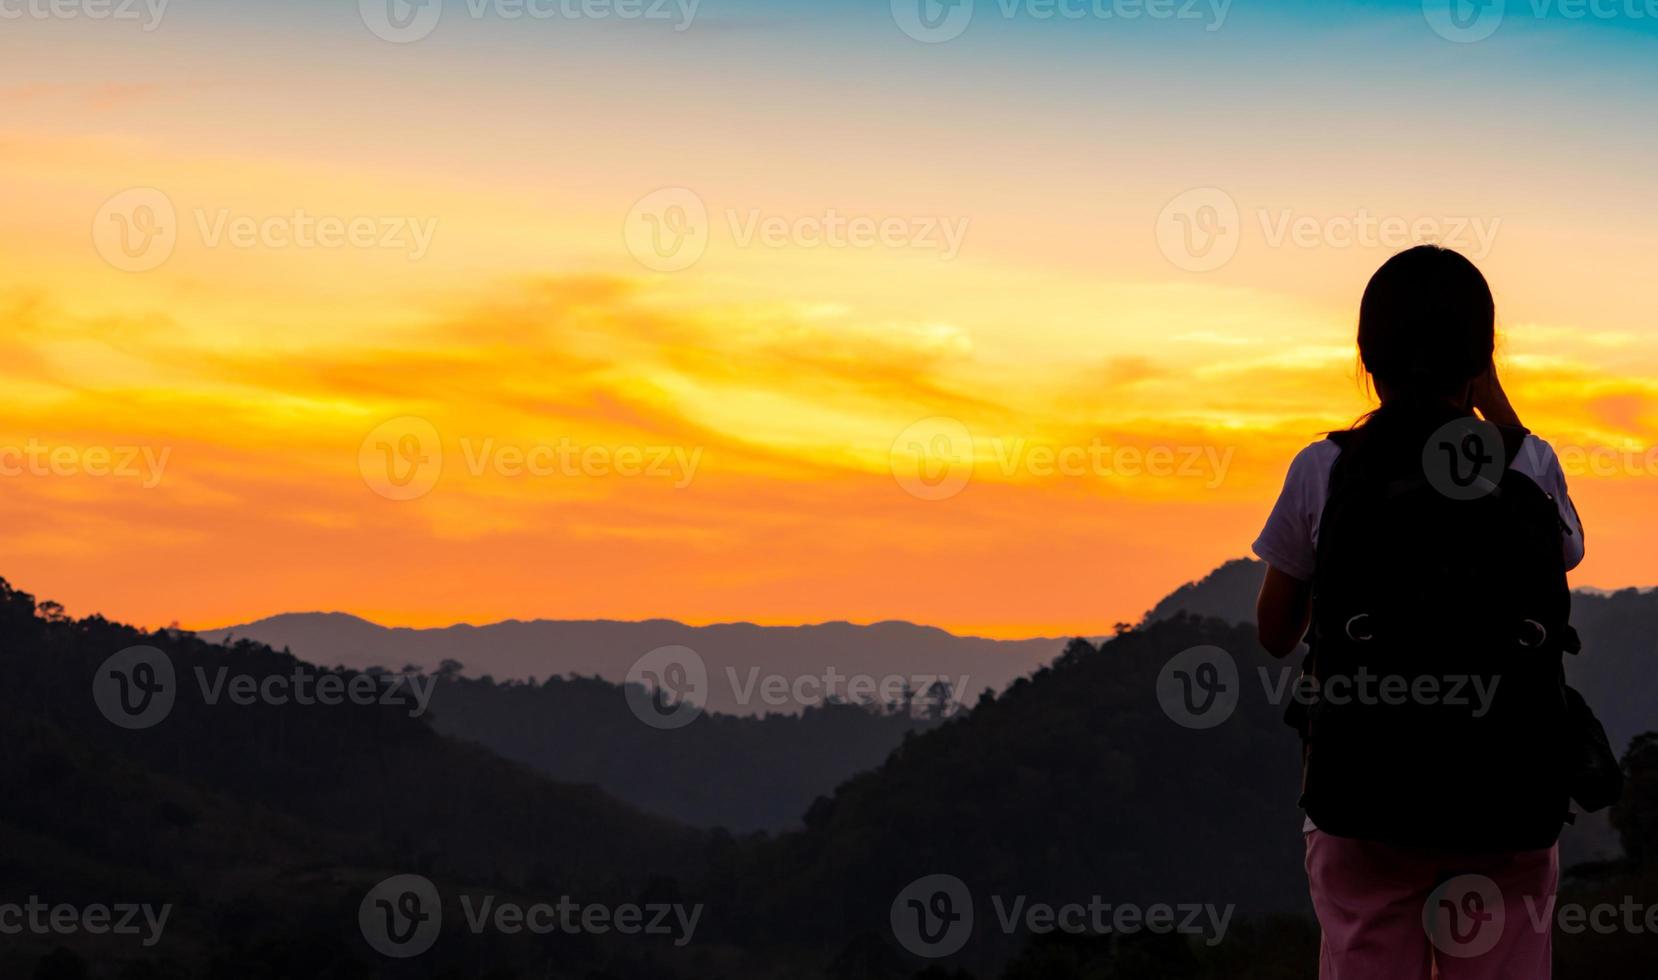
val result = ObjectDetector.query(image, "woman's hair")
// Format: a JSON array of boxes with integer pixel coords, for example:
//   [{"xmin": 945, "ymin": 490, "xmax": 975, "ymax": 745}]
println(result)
[
  {"xmin": 1345, "ymin": 246, "xmax": 1496, "ymax": 450},
  {"xmin": 1357, "ymin": 244, "xmax": 1495, "ymax": 410}
]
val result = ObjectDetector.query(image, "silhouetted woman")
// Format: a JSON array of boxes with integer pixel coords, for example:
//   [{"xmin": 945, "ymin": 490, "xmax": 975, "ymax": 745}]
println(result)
[{"xmin": 1252, "ymin": 245, "xmax": 1584, "ymax": 980}]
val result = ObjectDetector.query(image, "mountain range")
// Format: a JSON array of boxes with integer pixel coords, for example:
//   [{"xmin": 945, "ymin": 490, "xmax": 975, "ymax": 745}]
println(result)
[
  {"xmin": 197, "ymin": 615, "xmax": 1070, "ymax": 719},
  {"xmin": 7, "ymin": 563, "xmax": 1655, "ymax": 978},
  {"xmin": 197, "ymin": 560, "xmax": 1658, "ymax": 853}
]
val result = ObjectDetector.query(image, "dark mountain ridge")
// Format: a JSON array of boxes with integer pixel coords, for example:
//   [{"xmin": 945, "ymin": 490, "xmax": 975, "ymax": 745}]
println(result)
[
  {"xmin": 197, "ymin": 614, "xmax": 1067, "ymax": 719},
  {"xmin": 7, "ymin": 565, "xmax": 1656, "ymax": 978}
]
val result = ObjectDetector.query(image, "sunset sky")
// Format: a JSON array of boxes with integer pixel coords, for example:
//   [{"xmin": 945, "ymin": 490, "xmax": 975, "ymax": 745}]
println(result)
[{"xmin": 3, "ymin": 0, "xmax": 1656, "ymax": 637}]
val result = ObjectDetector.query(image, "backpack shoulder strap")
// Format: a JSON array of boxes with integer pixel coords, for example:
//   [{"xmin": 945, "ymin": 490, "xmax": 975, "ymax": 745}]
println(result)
[
  {"xmin": 1323, "ymin": 429, "xmax": 1361, "ymax": 496},
  {"xmin": 1494, "ymin": 422, "xmax": 1531, "ymax": 469}
]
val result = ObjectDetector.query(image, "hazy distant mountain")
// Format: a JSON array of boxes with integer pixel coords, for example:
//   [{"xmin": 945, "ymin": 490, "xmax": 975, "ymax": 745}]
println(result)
[
  {"xmin": 200, "ymin": 560, "xmax": 1656, "ymax": 851},
  {"xmin": 197, "ymin": 615, "xmax": 1067, "ymax": 718}
]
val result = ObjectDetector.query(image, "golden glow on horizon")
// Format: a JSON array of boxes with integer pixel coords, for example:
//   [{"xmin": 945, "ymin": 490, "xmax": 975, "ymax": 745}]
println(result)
[{"xmin": 4, "ymin": 39, "xmax": 1657, "ymax": 637}]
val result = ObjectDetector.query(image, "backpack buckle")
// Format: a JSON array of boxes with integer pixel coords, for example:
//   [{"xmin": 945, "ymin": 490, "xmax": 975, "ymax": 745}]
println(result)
[
  {"xmin": 1345, "ymin": 614, "xmax": 1375, "ymax": 642},
  {"xmin": 1518, "ymin": 620, "xmax": 1548, "ymax": 649}
]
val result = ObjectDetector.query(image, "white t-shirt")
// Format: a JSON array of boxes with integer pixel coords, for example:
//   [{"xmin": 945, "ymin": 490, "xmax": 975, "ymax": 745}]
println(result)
[
  {"xmin": 1253, "ymin": 433, "xmax": 1585, "ymax": 584},
  {"xmin": 1253, "ymin": 432, "xmax": 1585, "ymax": 834}
]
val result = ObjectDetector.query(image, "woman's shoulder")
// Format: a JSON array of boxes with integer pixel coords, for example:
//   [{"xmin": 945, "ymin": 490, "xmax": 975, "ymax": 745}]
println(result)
[
  {"xmin": 1513, "ymin": 432, "xmax": 1566, "ymax": 481},
  {"xmin": 1267, "ymin": 437, "xmax": 1343, "ymax": 504},
  {"xmin": 1288, "ymin": 435, "xmax": 1343, "ymax": 477}
]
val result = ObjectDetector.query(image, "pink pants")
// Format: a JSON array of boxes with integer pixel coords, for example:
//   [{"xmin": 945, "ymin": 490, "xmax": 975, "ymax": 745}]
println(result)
[{"xmin": 1305, "ymin": 829, "xmax": 1559, "ymax": 980}]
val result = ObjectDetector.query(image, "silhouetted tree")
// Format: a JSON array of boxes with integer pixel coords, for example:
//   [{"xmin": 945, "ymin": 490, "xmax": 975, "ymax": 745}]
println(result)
[{"xmin": 1612, "ymin": 732, "xmax": 1658, "ymax": 866}]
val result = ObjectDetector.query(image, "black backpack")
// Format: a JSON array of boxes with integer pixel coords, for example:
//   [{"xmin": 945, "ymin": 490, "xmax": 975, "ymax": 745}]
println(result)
[{"xmin": 1298, "ymin": 413, "xmax": 1580, "ymax": 853}]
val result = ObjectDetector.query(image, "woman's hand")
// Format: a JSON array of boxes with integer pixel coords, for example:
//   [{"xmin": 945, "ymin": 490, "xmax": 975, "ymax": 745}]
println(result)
[{"xmin": 1472, "ymin": 364, "xmax": 1522, "ymax": 428}]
